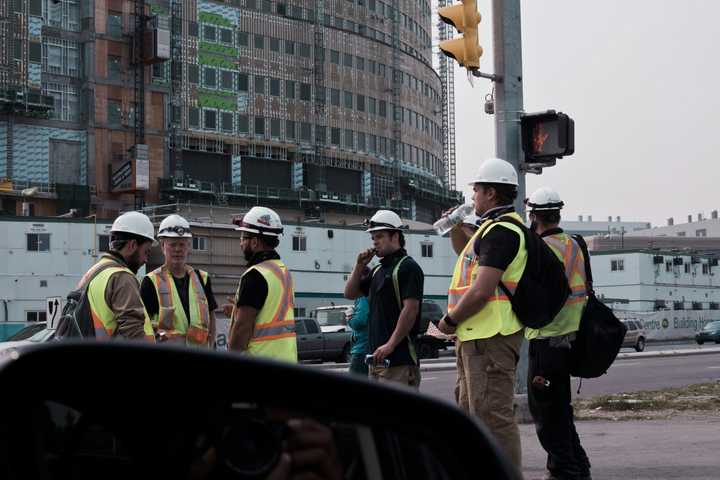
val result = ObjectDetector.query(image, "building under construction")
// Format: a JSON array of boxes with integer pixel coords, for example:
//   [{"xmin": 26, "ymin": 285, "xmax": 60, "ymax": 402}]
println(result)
[{"xmin": 1, "ymin": 0, "xmax": 458, "ymax": 222}]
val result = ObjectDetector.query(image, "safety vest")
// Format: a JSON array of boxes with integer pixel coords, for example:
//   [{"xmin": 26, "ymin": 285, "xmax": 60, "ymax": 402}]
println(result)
[
  {"xmin": 82, "ymin": 257, "xmax": 155, "ymax": 341},
  {"xmin": 232, "ymin": 259, "xmax": 297, "ymax": 363},
  {"xmin": 525, "ymin": 232, "xmax": 588, "ymax": 339},
  {"xmin": 146, "ymin": 266, "xmax": 212, "ymax": 347},
  {"xmin": 448, "ymin": 212, "xmax": 526, "ymax": 342}
]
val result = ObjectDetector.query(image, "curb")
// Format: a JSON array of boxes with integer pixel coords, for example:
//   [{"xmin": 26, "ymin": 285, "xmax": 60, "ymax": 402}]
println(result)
[{"xmin": 310, "ymin": 347, "xmax": 720, "ymax": 373}]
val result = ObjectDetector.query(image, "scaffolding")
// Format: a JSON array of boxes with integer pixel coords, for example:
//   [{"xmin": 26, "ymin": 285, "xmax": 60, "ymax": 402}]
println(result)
[
  {"xmin": 390, "ymin": 0, "xmax": 402, "ymax": 195},
  {"xmin": 437, "ymin": 0, "xmax": 456, "ymax": 191},
  {"xmin": 170, "ymin": 0, "xmax": 184, "ymax": 178}
]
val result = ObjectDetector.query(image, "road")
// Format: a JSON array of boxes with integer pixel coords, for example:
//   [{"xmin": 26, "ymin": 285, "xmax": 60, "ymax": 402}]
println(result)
[{"xmin": 420, "ymin": 350, "xmax": 720, "ymax": 402}]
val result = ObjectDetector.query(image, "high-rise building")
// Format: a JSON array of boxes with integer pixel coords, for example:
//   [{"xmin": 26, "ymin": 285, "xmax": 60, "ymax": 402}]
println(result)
[{"xmin": 1, "ymin": 0, "xmax": 457, "ymax": 222}]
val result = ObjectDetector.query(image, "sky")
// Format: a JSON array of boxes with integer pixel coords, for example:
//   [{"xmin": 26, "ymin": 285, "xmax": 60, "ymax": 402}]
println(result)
[{"xmin": 449, "ymin": 0, "xmax": 720, "ymax": 227}]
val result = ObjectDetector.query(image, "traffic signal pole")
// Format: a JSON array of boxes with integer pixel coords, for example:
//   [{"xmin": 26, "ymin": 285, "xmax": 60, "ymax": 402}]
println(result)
[{"xmin": 492, "ymin": 0, "xmax": 529, "ymax": 396}]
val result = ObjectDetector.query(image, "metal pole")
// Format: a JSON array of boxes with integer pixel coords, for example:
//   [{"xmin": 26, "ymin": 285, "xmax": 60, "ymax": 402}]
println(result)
[{"xmin": 492, "ymin": 0, "xmax": 528, "ymax": 395}]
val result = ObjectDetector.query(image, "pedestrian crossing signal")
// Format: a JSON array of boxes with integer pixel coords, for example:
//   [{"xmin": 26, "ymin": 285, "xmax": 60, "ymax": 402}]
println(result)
[{"xmin": 521, "ymin": 111, "xmax": 575, "ymax": 163}]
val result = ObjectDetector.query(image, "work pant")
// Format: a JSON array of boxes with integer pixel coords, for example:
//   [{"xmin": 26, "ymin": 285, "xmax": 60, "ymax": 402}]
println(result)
[
  {"xmin": 528, "ymin": 338, "xmax": 591, "ymax": 479},
  {"xmin": 456, "ymin": 330, "xmax": 523, "ymax": 468},
  {"xmin": 349, "ymin": 353, "xmax": 369, "ymax": 376},
  {"xmin": 369, "ymin": 364, "xmax": 421, "ymax": 389}
]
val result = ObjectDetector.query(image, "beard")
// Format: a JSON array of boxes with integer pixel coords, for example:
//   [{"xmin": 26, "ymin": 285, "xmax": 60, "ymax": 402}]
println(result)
[
  {"xmin": 243, "ymin": 244, "xmax": 254, "ymax": 262},
  {"xmin": 126, "ymin": 250, "xmax": 144, "ymax": 274}
]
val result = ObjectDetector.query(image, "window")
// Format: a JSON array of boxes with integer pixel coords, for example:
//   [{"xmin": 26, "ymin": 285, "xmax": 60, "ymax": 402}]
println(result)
[
  {"xmin": 421, "ymin": 243, "xmax": 433, "ymax": 258},
  {"xmin": 299, "ymin": 83, "xmax": 311, "ymax": 101},
  {"xmin": 610, "ymin": 259, "xmax": 624, "ymax": 271},
  {"xmin": 676, "ymin": 231, "xmax": 686, "ymax": 237},
  {"xmin": 203, "ymin": 67, "xmax": 216, "ymax": 88},
  {"xmin": 201, "ymin": 23, "xmax": 218, "ymax": 41},
  {"xmin": 344, "ymin": 129, "xmax": 353, "ymax": 149},
  {"xmin": 343, "ymin": 53, "xmax": 353, "ymax": 67},
  {"xmin": 188, "ymin": 64, "xmax": 199, "ymax": 84},
  {"xmin": 292, "ymin": 234, "xmax": 307, "ymax": 251},
  {"xmin": 330, "ymin": 88, "xmax": 340, "ymax": 106},
  {"xmin": 702, "ymin": 264, "xmax": 710, "ymax": 275},
  {"xmin": 270, "ymin": 78, "xmax": 281, "ymax": 96},
  {"xmin": 254, "ymin": 34, "xmax": 264, "ymax": 49},
  {"xmin": 285, "ymin": 40, "xmax": 295, "ymax": 55},
  {"xmin": 237, "ymin": 114, "xmax": 249, "ymax": 134},
  {"xmin": 343, "ymin": 91, "xmax": 353, "ymax": 109},
  {"xmin": 26, "ymin": 311, "xmax": 47, "ymax": 323},
  {"xmin": 96, "ymin": 234, "xmax": 110, "ymax": 253},
  {"xmin": 108, "ymin": 55, "xmax": 122, "ymax": 79},
  {"xmin": 356, "ymin": 56, "xmax": 365, "ymax": 71},
  {"xmin": 298, "ymin": 43, "xmax": 311, "ymax": 58},
  {"xmin": 330, "ymin": 49, "xmax": 340, "ymax": 64},
  {"xmin": 684, "ymin": 263, "xmax": 691, "ymax": 274},
  {"xmin": 286, "ymin": 120, "xmax": 296, "ymax": 139},
  {"xmin": 331, "ymin": 128, "xmax": 341, "ymax": 146},
  {"xmin": 305, "ymin": 319, "xmax": 319, "ymax": 334},
  {"xmin": 270, "ymin": 118, "xmax": 281, "ymax": 138},
  {"xmin": 221, "ymin": 112, "xmax": 234, "ymax": 132},
  {"xmin": 270, "ymin": 37, "xmax": 280, "ymax": 52},
  {"xmin": 220, "ymin": 70, "xmax": 234, "ymax": 90},
  {"xmin": 300, "ymin": 122, "xmax": 312, "ymax": 142},
  {"xmin": 368, "ymin": 97, "xmax": 377, "ymax": 115},
  {"xmin": 285, "ymin": 80, "xmax": 295, "ymax": 99},
  {"xmin": 107, "ymin": 11, "xmax": 122, "ymax": 37},
  {"xmin": 379, "ymin": 100, "xmax": 387, "ymax": 117},
  {"xmin": 673, "ymin": 301, "xmax": 684, "ymax": 310},
  {"xmin": 44, "ymin": 82, "xmax": 79, "ymax": 121},
  {"xmin": 254, "ymin": 117, "xmax": 265, "ymax": 136},
  {"xmin": 692, "ymin": 302, "xmax": 703, "ymax": 310},
  {"xmin": 357, "ymin": 95, "xmax": 365, "ymax": 112},
  {"xmin": 220, "ymin": 28, "xmax": 233, "ymax": 44},
  {"xmin": 107, "ymin": 100, "xmax": 121, "ymax": 126},
  {"xmin": 193, "ymin": 236, "xmax": 208, "ymax": 251},
  {"xmin": 254, "ymin": 75, "xmax": 265, "ymax": 94},
  {"xmin": 238, "ymin": 73, "xmax": 248, "ymax": 91},
  {"xmin": 696, "ymin": 229, "xmax": 707, "ymax": 237},
  {"xmin": 315, "ymin": 126, "xmax": 326, "ymax": 144},
  {"xmin": 238, "ymin": 32, "xmax": 249, "ymax": 47},
  {"xmin": 27, "ymin": 233, "xmax": 51, "ymax": 252},
  {"xmin": 294, "ymin": 307, "xmax": 307, "ymax": 319},
  {"xmin": 189, "ymin": 107, "xmax": 200, "ymax": 128},
  {"xmin": 204, "ymin": 109, "xmax": 217, "ymax": 130}
]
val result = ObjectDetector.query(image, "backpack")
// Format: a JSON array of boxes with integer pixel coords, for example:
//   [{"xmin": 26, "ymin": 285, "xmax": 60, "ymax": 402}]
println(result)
[
  {"xmin": 569, "ymin": 235, "xmax": 627, "ymax": 378},
  {"xmin": 479, "ymin": 216, "xmax": 569, "ymax": 329},
  {"xmin": 371, "ymin": 256, "xmax": 425, "ymax": 337},
  {"xmin": 55, "ymin": 262, "xmax": 116, "ymax": 340}
]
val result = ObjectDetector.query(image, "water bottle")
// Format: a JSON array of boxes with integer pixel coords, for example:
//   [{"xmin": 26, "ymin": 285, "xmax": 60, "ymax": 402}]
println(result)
[{"xmin": 433, "ymin": 204, "xmax": 475, "ymax": 235}]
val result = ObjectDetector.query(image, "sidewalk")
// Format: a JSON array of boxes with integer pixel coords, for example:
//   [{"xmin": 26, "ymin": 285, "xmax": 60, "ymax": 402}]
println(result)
[{"xmin": 520, "ymin": 415, "xmax": 720, "ymax": 480}]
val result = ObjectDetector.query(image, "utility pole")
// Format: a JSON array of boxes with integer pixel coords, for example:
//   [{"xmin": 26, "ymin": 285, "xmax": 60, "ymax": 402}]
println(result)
[{"xmin": 492, "ymin": 0, "xmax": 528, "ymax": 395}]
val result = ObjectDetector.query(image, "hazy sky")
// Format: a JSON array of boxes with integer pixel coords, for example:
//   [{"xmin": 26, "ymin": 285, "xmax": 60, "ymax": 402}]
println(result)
[{"xmin": 451, "ymin": 0, "xmax": 720, "ymax": 226}]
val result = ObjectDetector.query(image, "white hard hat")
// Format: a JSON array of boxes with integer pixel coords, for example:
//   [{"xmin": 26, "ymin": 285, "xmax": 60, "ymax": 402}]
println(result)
[
  {"xmin": 158, "ymin": 214, "xmax": 192, "ymax": 238},
  {"xmin": 365, "ymin": 210, "xmax": 408, "ymax": 233},
  {"xmin": 111, "ymin": 211, "xmax": 155, "ymax": 243},
  {"xmin": 468, "ymin": 157, "xmax": 519, "ymax": 186},
  {"xmin": 234, "ymin": 206, "xmax": 283, "ymax": 237},
  {"xmin": 526, "ymin": 187, "xmax": 564, "ymax": 211}
]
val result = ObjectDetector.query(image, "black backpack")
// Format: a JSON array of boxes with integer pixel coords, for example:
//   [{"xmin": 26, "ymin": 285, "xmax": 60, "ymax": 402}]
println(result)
[
  {"xmin": 480, "ymin": 216, "xmax": 570, "ymax": 329},
  {"xmin": 569, "ymin": 235, "xmax": 628, "ymax": 378},
  {"xmin": 55, "ymin": 262, "xmax": 115, "ymax": 340}
]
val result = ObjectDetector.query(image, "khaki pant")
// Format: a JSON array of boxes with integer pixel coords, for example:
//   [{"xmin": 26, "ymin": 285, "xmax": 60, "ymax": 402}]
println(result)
[
  {"xmin": 369, "ymin": 364, "xmax": 421, "ymax": 389},
  {"xmin": 456, "ymin": 331, "xmax": 523, "ymax": 468}
]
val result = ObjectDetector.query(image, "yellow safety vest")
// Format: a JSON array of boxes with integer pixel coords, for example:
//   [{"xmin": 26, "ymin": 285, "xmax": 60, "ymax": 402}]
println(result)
[
  {"xmin": 82, "ymin": 257, "xmax": 155, "ymax": 341},
  {"xmin": 232, "ymin": 259, "xmax": 297, "ymax": 363},
  {"xmin": 525, "ymin": 232, "xmax": 588, "ymax": 339},
  {"xmin": 448, "ymin": 212, "xmax": 526, "ymax": 342},
  {"xmin": 146, "ymin": 266, "xmax": 212, "ymax": 347}
]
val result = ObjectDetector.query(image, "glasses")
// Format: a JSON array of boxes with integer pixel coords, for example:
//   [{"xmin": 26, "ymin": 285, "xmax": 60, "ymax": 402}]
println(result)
[
  {"xmin": 363, "ymin": 219, "xmax": 408, "ymax": 230},
  {"xmin": 158, "ymin": 226, "xmax": 189, "ymax": 236}
]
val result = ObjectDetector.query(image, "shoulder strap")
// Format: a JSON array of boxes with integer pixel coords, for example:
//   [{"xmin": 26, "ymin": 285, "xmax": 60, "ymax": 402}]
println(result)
[
  {"xmin": 572, "ymin": 234, "xmax": 594, "ymax": 292},
  {"xmin": 78, "ymin": 260, "xmax": 119, "ymax": 294},
  {"xmin": 480, "ymin": 215, "xmax": 525, "ymax": 302},
  {"xmin": 391, "ymin": 256, "xmax": 409, "ymax": 309}
]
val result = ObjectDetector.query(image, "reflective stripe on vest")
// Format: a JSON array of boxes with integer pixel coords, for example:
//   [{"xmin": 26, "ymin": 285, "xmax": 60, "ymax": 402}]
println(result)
[
  {"xmin": 235, "ymin": 259, "xmax": 297, "ymax": 363},
  {"xmin": 147, "ymin": 266, "xmax": 211, "ymax": 347},
  {"xmin": 448, "ymin": 212, "xmax": 526, "ymax": 341},
  {"xmin": 86, "ymin": 258, "xmax": 155, "ymax": 342},
  {"xmin": 526, "ymin": 232, "xmax": 588, "ymax": 339}
]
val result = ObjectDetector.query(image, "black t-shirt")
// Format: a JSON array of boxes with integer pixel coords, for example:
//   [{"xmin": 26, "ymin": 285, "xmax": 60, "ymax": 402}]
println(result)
[
  {"xmin": 235, "ymin": 250, "xmax": 281, "ymax": 311},
  {"xmin": 473, "ymin": 223, "xmax": 521, "ymax": 270},
  {"xmin": 359, "ymin": 248, "xmax": 424, "ymax": 366},
  {"xmin": 140, "ymin": 270, "xmax": 218, "ymax": 323}
]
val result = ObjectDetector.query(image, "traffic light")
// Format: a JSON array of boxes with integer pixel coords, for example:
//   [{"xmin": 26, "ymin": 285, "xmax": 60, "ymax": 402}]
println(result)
[
  {"xmin": 521, "ymin": 110, "xmax": 575, "ymax": 163},
  {"xmin": 438, "ymin": 1, "xmax": 482, "ymax": 70}
]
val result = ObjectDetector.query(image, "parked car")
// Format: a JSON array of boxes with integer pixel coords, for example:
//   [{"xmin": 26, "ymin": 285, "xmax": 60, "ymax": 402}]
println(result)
[
  {"xmin": 621, "ymin": 319, "xmax": 646, "ymax": 352},
  {"xmin": 695, "ymin": 321, "xmax": 720, "ymax": 344},
  {"xmin": 295, "ymin": 317, "xmax": 352, "ymax": 363},
  {"xmin": 312, "ymin": 305, "xmax": 354, "ymax": 333},
  {"xmin": 1, "ymin": 323, "xmax": 47, "ymax": 342},
  {"xmin": 416, "ymin": 301, "xmax": 453, "ymax": 359}
]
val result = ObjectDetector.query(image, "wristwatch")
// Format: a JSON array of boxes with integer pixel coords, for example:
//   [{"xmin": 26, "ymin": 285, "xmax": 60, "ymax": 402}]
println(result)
[{"xmin": 443, "ymin": 313, "xmax": 458, "ymax": 327}]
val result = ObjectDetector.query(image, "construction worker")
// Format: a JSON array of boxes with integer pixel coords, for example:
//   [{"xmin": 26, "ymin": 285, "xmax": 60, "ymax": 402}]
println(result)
[
  {"xmin": 437, "ymin": 157, "xmax": 526, "ymax": 468},
  {"xmin": 140, "ymin": 214, "xmax": 217, "ymax": 347},
  {"xmin": 525, "ymin": 187, "xmax": 592, "ymax": 480},
  {"xmin": 77, "ymin": 211, "xmax": 156, "ymax": 341},
  {"xmin": 224, "ymin": 206, "xmax": 297, "ymax": 362},
  {"xmin": 344, "ymin": 210, "xmax": 424, "ymax": 388}
]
